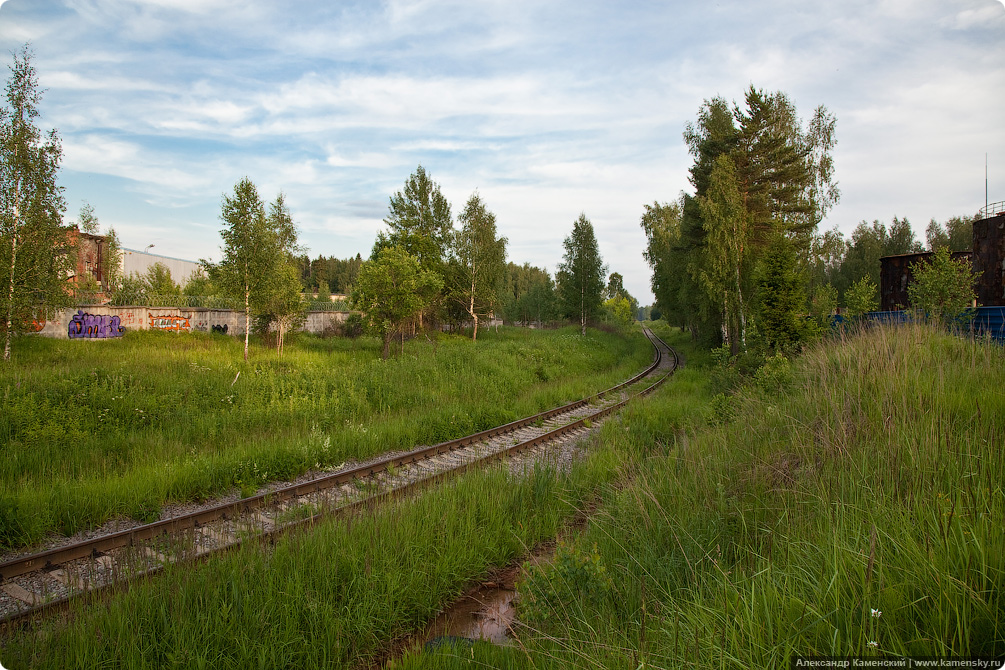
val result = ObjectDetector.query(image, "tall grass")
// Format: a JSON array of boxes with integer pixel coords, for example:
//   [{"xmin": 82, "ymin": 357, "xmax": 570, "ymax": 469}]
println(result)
[
  {"xmin": 0, "ymin": 442, "xmax": 625, "ymax": 668},
  {"xmin": 0, "ymin": 326, "xmax": 651, "ymax": 549},
  {"xmin": 404, "ymin": 323, "xmax": 1004, "ymax": 667}
]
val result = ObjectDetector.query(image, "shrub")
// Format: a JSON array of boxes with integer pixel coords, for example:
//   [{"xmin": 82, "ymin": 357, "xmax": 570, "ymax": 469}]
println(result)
[
  {"xmin": 907, "ymin": 246, "xmax": 978, "ymax": 326},
  {"xmin": 518, "ymin": 541, "xmax": 613, "ymax": 628}
]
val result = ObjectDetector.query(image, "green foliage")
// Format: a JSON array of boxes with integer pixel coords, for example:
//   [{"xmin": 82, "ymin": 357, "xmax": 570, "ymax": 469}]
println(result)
[
  {"xmin": 926, "ymin": 214, "xmax": 975, "ymax": 252},
  {"xmin": 353, "ymin": 246, "xmax": 443, "ymax": 358},
  {"xmin": 518, "ymin": 541, "xmax": 613, "ymax": 628},
  {"xmin": 77, "ymin": 201, "xmax": 99, "ymax": 235},
  {"xmin": 754, "ymin": 234, "xmax": 808, "ymax": 353},
  {"xmin": 109, "ymin": 273, "xmax": 148, "ymax": 306},
  {"xmin": 498, "ymin": 262, "xmax": 559, "ymax": 326},
  {"xmin": 373, "ymin": 165, "xmax": 452, "ymax": 279},
  {"xmin": 102, "ymin": 226, "xmax": 123, "ymax": 294},
  {"xmin": 182, "ymin": 272, "xmax": 214, "ymax": 296},
  {"xmin": 294, "ymin": 252, "xmax": 362, "ymax": 294},
  {"xmin": 844, "ymin": 275, "xmax": 879, "ymax": 319},
  {"xmin": 808, "ymin": 282, "xmax": 838, "ymax": 334},
  {"xmin": 338, "ymin": 312, "xmax": 365, "ymax": 338},
  {"xmin": 654, "ymin": 87, "xmax": 839, "ymax": 348},
  {"xmin": 1, "ymin": 45, "xmax": 73, "ymax": 360},
  {"xmin": 208, "ymin": 180, "xmax": 303, "ymax": 361},
  {"xmin": 557, "ymin": 213, "xmax": 607, "ymax": 335},
  {"xmin": 603, "ymin": 294, "xmax": 635, "ymax": 327},
  {"xmin": 448, "ymin": 192, "xmax": 507, "ymax": 339},
  {"xmin": 142, "ymin": 262, "xmax": 182, "ymax": 296},
  {"xmin": 641, "ymin": 198, "xmax": 697, "ymax": 333},
  {"xmin": 753, "ymin": 351, "xmax": 793, "ymax": 395},
  {"xmin": 699, "ymin": 153, "xmax": 749, "ymax": 349},
  {"xmin": 907, "ymin": 246, "xmax": 978, "ymax": 325}
]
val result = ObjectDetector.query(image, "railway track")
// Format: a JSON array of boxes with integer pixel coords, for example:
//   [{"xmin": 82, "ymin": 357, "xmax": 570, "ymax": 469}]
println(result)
[{"xmin": 0, "ymin": 327, "xmax": 679, "ymax": 628}]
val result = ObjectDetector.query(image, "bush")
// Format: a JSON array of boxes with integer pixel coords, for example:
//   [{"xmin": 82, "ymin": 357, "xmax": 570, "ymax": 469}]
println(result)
[
  {"xmin": 518, "ymin": 541, "xmax": 613, "ymax": 628},
  {"xmin": 908, "ymin": 246, "xmax": 978, "ymax": 325},
  {"xmin": 753, "ymin": 351, "xmax": 793, "ymax": 395},
  {"xmin": 844, "ymin": 276, "xmax": 878, "ymax": 319},
  {"xmin": 339, "ymin": 313, "xmax": 365, "ymax": 338}
]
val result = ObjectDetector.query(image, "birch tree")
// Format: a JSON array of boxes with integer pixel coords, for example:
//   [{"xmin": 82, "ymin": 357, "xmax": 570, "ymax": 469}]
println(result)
[
  {"xmin": 557, "ymin": 214, "xmax": 606, "ymax": 336},
  {"xmin": 1, "ymin": 46, "xmax": 72, "ymax": 361},
  {"xmin": 697, "ymin": 154, "xmax": 749, "ymax": 351},
  {"xmin": 211, "ymin": 179, "xmax": 303, "ymax": 361},
  {"xmin": 451, "ymin": 193, "xmax": 507, "ymax": 340}
]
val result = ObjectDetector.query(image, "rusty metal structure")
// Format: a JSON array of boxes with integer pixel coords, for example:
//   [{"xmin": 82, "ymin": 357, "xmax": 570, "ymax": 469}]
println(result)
[
  {"xmin": 879, "ymin": 204, "xmax": 1005, "ymax": 311},
  {"xmin": 879, "ymin": 251, "xmax": 973, "ymax": 312},
  {"xmin": 973, "ymin": 211, "xmax": 1005, "ymax": 307}
]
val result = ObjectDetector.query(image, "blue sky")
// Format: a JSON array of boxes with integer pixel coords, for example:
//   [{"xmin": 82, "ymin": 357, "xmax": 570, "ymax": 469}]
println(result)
[{"xmin": 1, "ymin": 0, "xmax": 1003, "ymax": 303}]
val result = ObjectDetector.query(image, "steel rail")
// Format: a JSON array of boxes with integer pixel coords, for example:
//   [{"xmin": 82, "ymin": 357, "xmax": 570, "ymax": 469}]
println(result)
[{"xmin": 0, "ymin": 327, "xmax": 678, "ymax": 627}]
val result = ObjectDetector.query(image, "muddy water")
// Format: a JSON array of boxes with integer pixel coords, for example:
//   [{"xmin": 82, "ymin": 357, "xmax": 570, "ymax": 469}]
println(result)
[
  {"xmin": 423, "ymin": 585, "xmax": 517, "ymax": 646},
  {"xmin": 418, "ymin": 544, "xmax": 555, "ymax": 650}
]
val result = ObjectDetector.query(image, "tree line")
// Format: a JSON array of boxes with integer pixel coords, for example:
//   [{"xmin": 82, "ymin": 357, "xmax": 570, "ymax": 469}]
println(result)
[
  {"xmin": 0, "ymin": 44, "xmax": 629, "ymax": 364},
  {"xmin": 642, "ymin": 85, "xmax": 980, "ymax": 355},
  {"xmin": 354, "ymin": 166, "xmax": 625, "ymax": 356}
]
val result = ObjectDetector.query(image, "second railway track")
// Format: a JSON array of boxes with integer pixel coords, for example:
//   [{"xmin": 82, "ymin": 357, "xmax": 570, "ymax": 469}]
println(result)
[{"xmin": 0, "ymin": 327, "xmax": 679, "ymax": 628}]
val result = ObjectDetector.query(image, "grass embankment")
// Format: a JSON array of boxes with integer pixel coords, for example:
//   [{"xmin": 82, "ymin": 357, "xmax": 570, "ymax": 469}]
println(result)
[
  {"xmin": 401, "ymin": 323, "xmax": 1005, "ymax": 667},
  {"xmin": 4, "ymin": 324, "xmax": 998, "ymax": 668},
  {"xmin": 0, "ymin": 326, "xmax": 652, "ymax": 549}
]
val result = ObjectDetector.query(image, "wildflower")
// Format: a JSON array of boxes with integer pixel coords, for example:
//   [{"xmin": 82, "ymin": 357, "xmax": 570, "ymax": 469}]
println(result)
[
  {"xmin": 867, "ymin": 641, "xmax": 878, "ymax": 648},
  {"xmin": 871, "ymin": 609, "xmax": 882, "ymax": 618}
]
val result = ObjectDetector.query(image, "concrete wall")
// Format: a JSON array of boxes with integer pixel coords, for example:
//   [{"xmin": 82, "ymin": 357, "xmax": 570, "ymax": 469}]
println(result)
[{"xmin": 38, "ymin": 306, "xmax": 352, "ymax": 339}]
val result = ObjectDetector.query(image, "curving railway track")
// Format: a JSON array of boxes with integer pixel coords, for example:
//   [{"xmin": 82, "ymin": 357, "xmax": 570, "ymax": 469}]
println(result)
[{"xmin": 0, "ymin": 327, "xmax": 679, "ymax": 629}]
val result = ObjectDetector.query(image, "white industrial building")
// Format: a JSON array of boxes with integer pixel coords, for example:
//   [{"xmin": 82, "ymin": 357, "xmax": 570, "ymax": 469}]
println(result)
[{"xmin": 121, "ymin": 247, "xmax": 203, "ymax": 286}]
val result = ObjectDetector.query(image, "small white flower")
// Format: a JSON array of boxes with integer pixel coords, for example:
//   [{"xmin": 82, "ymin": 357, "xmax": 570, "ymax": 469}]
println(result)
[
  {"xmin": 867, "ymin": 641, "xmax": 879, "ymax": 648},
  {"xmin": 871, "ymin": 608, "xmax": 882, "ymax": 618}
]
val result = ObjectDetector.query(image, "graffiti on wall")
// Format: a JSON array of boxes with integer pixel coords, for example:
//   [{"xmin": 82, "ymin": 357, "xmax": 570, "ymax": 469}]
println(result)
[
  {"xmin": 68, "ymin": 311, "xmax": 125, "ymax": 339},
  {"xmin": 149, "ymin": 314, "xmax": 191, "ymax": 332}
]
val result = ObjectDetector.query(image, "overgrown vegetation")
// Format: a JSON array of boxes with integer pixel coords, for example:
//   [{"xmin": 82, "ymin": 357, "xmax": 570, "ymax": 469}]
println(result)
[
  {"xmin": 401, "ymin": 323, "xmax": 1004, "ymax": 666},
  {"xmin": 0, "ymin": 325, "xmax": 651, "ymax": 549},
  {"xmin": 3, "ymin": 323, "xmax": 999, "ymax": 667},
  {"xmin": 1, "ymin": 460, "xmax": 610, "ymax": 669}
]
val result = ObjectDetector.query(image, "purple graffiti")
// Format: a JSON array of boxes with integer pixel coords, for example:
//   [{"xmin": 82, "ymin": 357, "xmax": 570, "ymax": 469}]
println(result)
[{"xmin": 68, "ymin": 311, "xmax": 125, "ymax": 339}]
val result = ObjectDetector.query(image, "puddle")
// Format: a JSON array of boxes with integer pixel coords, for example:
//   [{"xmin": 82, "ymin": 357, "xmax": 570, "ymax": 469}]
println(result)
[{"xmin": 423, "ymin": 585, "xmax": 517, "ymax": 646}]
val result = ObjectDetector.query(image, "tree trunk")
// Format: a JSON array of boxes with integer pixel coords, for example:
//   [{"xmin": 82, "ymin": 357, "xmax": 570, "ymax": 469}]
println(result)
[
  {"xmin": 3, "ymin": 228, "xmax": 17, "ymax": 362},
  {"xmin": 244, "ymin": 285, "xmax": 250, "ymax": 362},
  {"xmin": 3, "ymin": 192, "xmax": 21, "ymax": 362},
  {"xmin": 468, "ymin": 283, "xmax": 478, "ymax": 341}
]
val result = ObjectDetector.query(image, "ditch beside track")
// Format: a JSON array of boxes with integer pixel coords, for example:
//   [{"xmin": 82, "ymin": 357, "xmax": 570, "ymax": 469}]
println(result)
[{"xmin": 0, "ymin": 327, "xmax": 679, "ymax": 628}]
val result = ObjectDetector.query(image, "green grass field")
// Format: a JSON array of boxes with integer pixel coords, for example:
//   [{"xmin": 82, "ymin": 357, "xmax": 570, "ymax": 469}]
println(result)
[
  {"xmin": 3, "ymin": 323, "xmax": 1001, "ymax": 668},
  {"xmin": 0, "ymin": 326, "xmax": 653, "ymax": 550}
]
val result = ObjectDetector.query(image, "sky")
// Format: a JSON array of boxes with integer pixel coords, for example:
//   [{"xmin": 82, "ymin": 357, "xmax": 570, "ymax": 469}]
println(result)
[{"xmin": 1, "ymin": 0, "xmax": 1003, "ymax": 304}]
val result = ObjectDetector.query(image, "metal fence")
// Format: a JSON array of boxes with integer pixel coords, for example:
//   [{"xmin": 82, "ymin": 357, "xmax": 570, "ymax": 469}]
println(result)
[{"xmin": 979, "ymin": 200, "xmax": 1005, "ymax": 218}]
